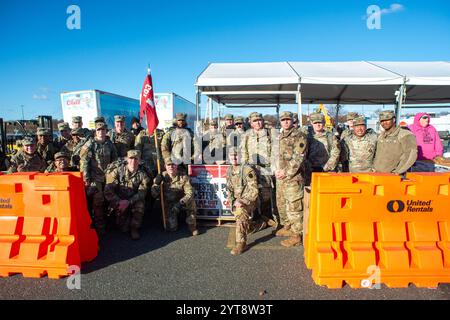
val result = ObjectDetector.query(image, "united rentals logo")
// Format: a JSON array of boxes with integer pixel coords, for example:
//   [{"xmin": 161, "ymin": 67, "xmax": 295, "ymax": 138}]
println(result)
[{"xmin": 387, "ymin": 200, "xmax": 433, "ymax": 213}]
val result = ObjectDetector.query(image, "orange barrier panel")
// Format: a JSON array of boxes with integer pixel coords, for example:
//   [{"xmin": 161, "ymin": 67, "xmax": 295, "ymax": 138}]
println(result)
[
  {"xmin": 304, "ymin": 172, "xmax": 450, "ymax": 288},
  {"xmin": 0, "ymin": 172, "xmax": 98, "ymax": 279}
]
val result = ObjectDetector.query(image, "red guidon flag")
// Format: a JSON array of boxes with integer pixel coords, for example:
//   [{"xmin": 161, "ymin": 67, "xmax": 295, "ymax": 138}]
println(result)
[{"xmin": 139, "ymin": 72, "xmax": 159, "ymax": 135}]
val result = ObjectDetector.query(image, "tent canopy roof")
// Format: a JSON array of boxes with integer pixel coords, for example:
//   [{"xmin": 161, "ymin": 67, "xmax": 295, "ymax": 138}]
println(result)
[{"xmin": 196, "ymin": 61, "xmax": 450, "ymax": 105}]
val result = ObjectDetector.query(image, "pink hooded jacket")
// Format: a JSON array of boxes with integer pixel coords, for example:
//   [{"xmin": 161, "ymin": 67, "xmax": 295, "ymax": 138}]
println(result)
[{"xmin": 408, "ymin": 112, "xmax": 443, "ymax": 160}]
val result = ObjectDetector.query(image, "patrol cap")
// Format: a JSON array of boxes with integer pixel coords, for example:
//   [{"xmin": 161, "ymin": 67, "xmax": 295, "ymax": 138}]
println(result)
[
  {"xmin": 309, "ymin": 112, "xmax": 325, "ymax": 124},
  {"xmin": 249, "ymin": 112, "xmax": 263, "ymax": 121},
  {"xmin": 353, "ymin": 116, "xmax": 366, "ymax": 126},
  {"xmin": 379, "ymin": 110, "xmax": 395, "ymax": 121},
  {"xmin": 36, "ymin": 127, "xmax": 51, "ymax": 136},
  {"xmin": 58, "ymin": 122, "xmax": 70, "ymax": 131},
  {"xmin": 114, "ymin": 115, "xmax": 125, "ymax": 122},
  {"xmin": 280, "ymin": 111, "xmax": 293, "ymax": 121},
  {"xmin": 54, "ymin": 151, "xmax": 70, "ymax": 160},
  {"xmin": 209, "ymin": 119, "xmax": 218, "ymax": 126},
  {"xmin": 72, "ymin": 116, "xmax": 82, "ymax": 123},
  {"xmin": 71, "ymin": 127, "xmax": 83, "ymax": 136},
  {"xmin": 95, "ymin": 122, "xmax": 107, "ymax": 130},
  {"xmin": 234, "ymin": 116, "xmax": 244, "ymax": 124},
  {"xmin": 22, "ymin": 136, "xmax": 36, "ymax": 146},
  {"xmin": 224, "ymin": 114, "xmax": 234, "ymax": 120},
  {"xmin": 347, "ymin": 112, "xmax": 359, "ymax": 121},
  {"xmin": 175, "ymin": 113, "xmax": 187, "ymax": 121},
  {"xmin": 165, "ymin": 159, "xmax": 175, "ymax": 166},
  {"xmin": 94, "ymin": 116, "xmax": 105, "ymax": 123},
  {"xmin": 127, "ymin": 149, "xmax": 141, "ymax": 159}
]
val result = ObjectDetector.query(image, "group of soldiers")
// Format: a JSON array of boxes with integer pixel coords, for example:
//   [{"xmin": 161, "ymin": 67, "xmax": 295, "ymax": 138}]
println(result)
[{"xmin": 5, "ymin": 108, "xmax": 418, "ymax": 255}]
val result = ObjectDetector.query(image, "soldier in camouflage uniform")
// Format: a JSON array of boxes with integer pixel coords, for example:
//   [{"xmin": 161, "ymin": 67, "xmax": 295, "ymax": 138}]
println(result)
[
  {"xmin": 202, "ymin": 119, "xmax": 225, "ymax": 164},
  {"xmin": 273, "ymin": 112, "xmax": 307, "ymax": 246},
  {"xmin": 8, "ymin": 136, "xmax": 46, "ymax": 173},
  {"xmin": 36, "ymin": 127, "xmax": 58, "ymax": 166},
  {"xmin": 161, "ymin": 113, "xmax": 194, "ymax": 174},
  {"xmin": 226, "ymin": 116, "xmax": 246, "ymax": 150},
  {"xmin": 151, "ymin": 160, "xmax": 198, "ymax": 235},
  {"xmin": 55, "ymin": 122, "xmax": 72, "ymax": 150},
  {"xmin": 341, "ymin": 116, "xmax": 378, "ymax": 172},
  {"xmin": 240, "ymin": 112, "xmax": 276, "ymax": 227},
  {"xmin": 45, "ymin": 152, "xmax": 78, "ymax": 173},
  {"xmin": 104, "ymin": 150, "xmax": 150, "ymax": 240},
  {"xmin": 226, "ymin": 148, "xmax": 260, "ymax": 255},
  {"xmin": 72, "ymin": 116, "xmax": 92, "ymax": 139},
  {"xmin": 61, "ymin": 128, "xmax": 86, "ymax": 169},
  {"xmin": 108, "ymin": 115, "xmax": 135, "ymax": 158},
  {"xmin": 373, "ymin": 111, "xmax": 417, "ymax": 174},
  {"xmin": 304, "ymin": 112, "xmax": 340, "ymax": 186},
  {"xmin": 135, "ymin": 128, "xmax": 164, "ymax": 177},
  {"xmin": 340, "ymin": 112, "xmax": 359, "ymax": 141},
  {"xmin": 80, "ymin": 122, "xmax": 118, "ymax": 234}
]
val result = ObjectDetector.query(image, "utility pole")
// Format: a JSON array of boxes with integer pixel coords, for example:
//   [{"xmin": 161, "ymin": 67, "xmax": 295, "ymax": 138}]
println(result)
[{"xmin": 20, "ymin": 105, "xmax": 24, "ymax": 121}]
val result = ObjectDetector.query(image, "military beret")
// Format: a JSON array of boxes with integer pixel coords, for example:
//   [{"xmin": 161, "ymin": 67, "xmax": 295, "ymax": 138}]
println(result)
[
  {"xmin": 72, "ymin": 116, "xmax": 82, "ymax": 123},
  {"xmin": 58, "ymin": 122, "xmax": 70, "ymax": 131},
  {"xmin": 379, "ymin": 110, "xmax": 395, "ymax": 121},
  {"xmin": 234, "ymin": 116, "xmax": 244, "ymax": 124},
  {"xmin": 353, "ymin": 116, "xmax": 366, "ymax": 126},
  {"xmin": 175, "ymin": 113, "xmax": 186, "ymax": 121},
  {"xmin": 36, "ymin": 127, "xmax": 51, "ymax": 136},
  {"xmin": 22, "ymin": 136, "xmax": 36, "ymax": 146},
  {"xmin": 309, "ymin": 113, "xmax": 325, "ymax": 124},
  {"xmin": 71, "ymin": 127, "xmax": 83, "ymax": 136},
  {"xmin": 224, "ymin": 114, "xmax": 234, "ymax": 120},
  {"xmin": 114, "ymin": 115, "xmax": 125, "ymax": 122},
  {"xmin": 95, "ymin": 122, "xmax": 107, "ymax": 130},
  {"xmin": 249, "ymin": 112, "xmax": 263, "ymax": 121},
  {"xmin": 127, "ymin": 149, "xmax": 141, "ymax": 159},
  {"xmin": 54, "ymin": 151, "xmax": 70, "ymax": 160},
  {"xmin": 94, "ymin": 116, "xmax": 105, "ymax": 123},
  {"xmin": 347, "ymin": 112, "xmax": 359, "ymax": 121},
  {"xmin": 280, "ymin": 111, "xmax": 293, "ymax": 121}
]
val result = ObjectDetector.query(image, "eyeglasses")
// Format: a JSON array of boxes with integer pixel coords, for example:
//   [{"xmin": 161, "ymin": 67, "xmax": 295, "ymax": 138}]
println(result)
[{"xmin": 421, "ymin": 116, "xmax": 429, "ymax": 120}]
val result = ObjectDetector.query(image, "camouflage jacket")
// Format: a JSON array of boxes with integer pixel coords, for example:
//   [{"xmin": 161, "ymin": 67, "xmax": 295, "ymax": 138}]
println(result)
[
  {"xmin": 108, "ymin": 129, "xmax": 135, "ymax": 158},
  {"xmin": 134, "ymin": 129, "xmax": 164, "ymax": 173},
  {"xmin": 55, "ymin": 136, "xmax": 72, "ymax": 150},
  {"xmin": 240, "ymin": 128, "xmax": 272, "ymax": 168},
  {"xmin": 306, "ymin": 130, "xmax": 340, "ymax": 171},
  {"xmin": 161, "ymin": 127, "xmax": 194, "ymax": 165},
  {"xmin": 36, "ymin": 142, "xmax": 58, "ymax": 165},
  {"xmin": 341, "ymin": 131, "xmax": 378, "ymax": 172},
  {"xmin": 151, "ymin": 172, "xmax": 194, "ymax": 205},
  {"xmin": 104, "ymin": 162, "xmax": 150, "ymax": 208},
  {"xmin": 80, "ymin": 137, "xmax": 118, "ymax": 183},
  {"xmin": 62, "ymin": 138, "xmax": 87, "ymax": 169},
  {"xmin": 226, "ymin": 164, "xmax": 258, "ymax": 207},
  {"xmin": 202, "ymin": 130, "xmax": 225, "ymax": 163},
  {"xmin": 273, "ymin": 127, "xmax": 308, "ymax": 181},
  {"xmin": 373, "ymin": 126, "xmax": 418, "ymax": 174},
  {"xmin": 226, "ymin": 128, "xmax": 246, "ymax": 149},
  {"xmin": 8, "ymin": 151, "xmax": 46, "ymax": 173}
]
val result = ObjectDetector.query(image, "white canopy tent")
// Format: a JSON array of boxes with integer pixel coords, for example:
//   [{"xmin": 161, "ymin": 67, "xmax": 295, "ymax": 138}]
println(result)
[{"xmin": 195, "ymin": 61, "xmax": 450, "ymax": 126}]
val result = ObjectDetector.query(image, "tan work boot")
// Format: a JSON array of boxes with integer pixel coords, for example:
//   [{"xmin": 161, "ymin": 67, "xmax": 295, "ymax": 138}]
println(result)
[
  {"xmin": 274, "ymin": 225, "xmax": 294, "ymax": 237},
  {"xmin": 130, "ymin": 228, "xmax": 140, "ymax": 240},
  {"xmin": 230, "ymin": 242, "xmax": 248, "ymax": 256},
  {"xmin": 261, "ymin": 215, "xmax": 277, "ymax": 228},
  {"xmin": 281, "ymin": 235, "xmax": 302, "ymax": 247}
]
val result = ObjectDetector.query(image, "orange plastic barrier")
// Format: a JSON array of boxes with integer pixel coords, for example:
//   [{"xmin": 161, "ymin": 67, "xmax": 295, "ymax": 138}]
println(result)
[
  {"xmin": 304, "ymin": 172, "xmax": 450, "ymax": 288},
  {"xmin": 0, "ymin": 172, "xmax": 98, "ymax": 279}
]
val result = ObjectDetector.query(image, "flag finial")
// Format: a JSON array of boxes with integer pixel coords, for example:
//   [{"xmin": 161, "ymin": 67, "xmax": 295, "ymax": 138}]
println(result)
[{"xmin": 147, "ymin": 64, "xmax": 151, "ymax": 75}]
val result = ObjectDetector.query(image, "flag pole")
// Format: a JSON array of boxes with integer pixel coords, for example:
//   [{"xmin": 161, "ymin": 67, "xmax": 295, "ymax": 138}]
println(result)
[{"xmin": 147, "ymin": 65, "xmax": 167, "ymax": 231}]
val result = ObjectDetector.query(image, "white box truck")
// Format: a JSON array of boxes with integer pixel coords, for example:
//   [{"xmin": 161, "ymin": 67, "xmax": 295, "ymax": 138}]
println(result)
[
  {"xmin": 155, "ymin": 93, "xmax": 196, "ymax": 130},
  {"xmin": 60, "ymin": 90, "xmax": 140, "ymax": 130}
]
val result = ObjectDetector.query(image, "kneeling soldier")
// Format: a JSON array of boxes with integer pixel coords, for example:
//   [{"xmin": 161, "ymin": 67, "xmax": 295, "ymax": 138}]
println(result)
[
  {"xmin": 226, "ymin": 148, "xmax": 260, "ymax": 255},
  {"xmin": 151, "ymin": 160, "xmax": 199, "ymax": 236},
  {"xmin": 104, "ymin": 150, "xmax": 150, "ymax": 240},
  {"xmin": 45, "ymin": 152, "xmax": 77, "ymax": 173}
]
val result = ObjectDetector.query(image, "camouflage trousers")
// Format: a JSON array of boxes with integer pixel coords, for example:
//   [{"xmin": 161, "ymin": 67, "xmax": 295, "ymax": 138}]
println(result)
[
  {"xmin": 233, "ymin": 204, "xmax": 254, "ymax": 243},
  {"xmin": 165, "ymin": 199, "xmax": 197, "ymax": 231},
  {"xmin": 116, "ymin": 200, "xmax": 145, "ymax": 231},
  {"xmin": 86, "ymin": 181, "xmax": 106, "ymax": 231},
  {"xmin": 276, "ymin": 179, "xmax": 303, "ymax": 235}
]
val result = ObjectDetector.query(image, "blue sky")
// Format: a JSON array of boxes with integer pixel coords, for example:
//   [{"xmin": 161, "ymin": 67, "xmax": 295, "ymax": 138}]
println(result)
[{"xmin": 0, "ymin": 0, "xmax": 449, "ymax": 120}]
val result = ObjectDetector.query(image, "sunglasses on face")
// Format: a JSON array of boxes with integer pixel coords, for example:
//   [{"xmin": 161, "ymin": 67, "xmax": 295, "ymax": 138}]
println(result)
[{"xmin": 421, "ymin": 116, "xmax": 429, "ymax": 120}]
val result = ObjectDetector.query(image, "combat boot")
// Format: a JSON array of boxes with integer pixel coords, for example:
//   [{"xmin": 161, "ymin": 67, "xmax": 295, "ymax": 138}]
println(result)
[
  {"xmin": 261, "ymin": 215, "xmax": 277, "ymax": 228},
  {"xmin": 274, "ymin": 225, "xmax": 294, "ymax": 237},
  {"xmin": 130, "ymin": 228, "xmax": 140, "ymax": 240},
  {"xmin": 281, "ymin": 235, "xmax": 302, "ymax": 247},
  {"xmin": 230, "ymin": 242, "xmax": 248, "ymax": 256},
  {"xmin": 189, "ymin": 224, "xmax": 199, "ymax": 236}
]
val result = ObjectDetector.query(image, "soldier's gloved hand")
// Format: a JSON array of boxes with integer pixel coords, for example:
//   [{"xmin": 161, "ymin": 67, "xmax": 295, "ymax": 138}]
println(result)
[{"xmin": 154, "ymin": 174, "xmax": 163, "ymax": 185}]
